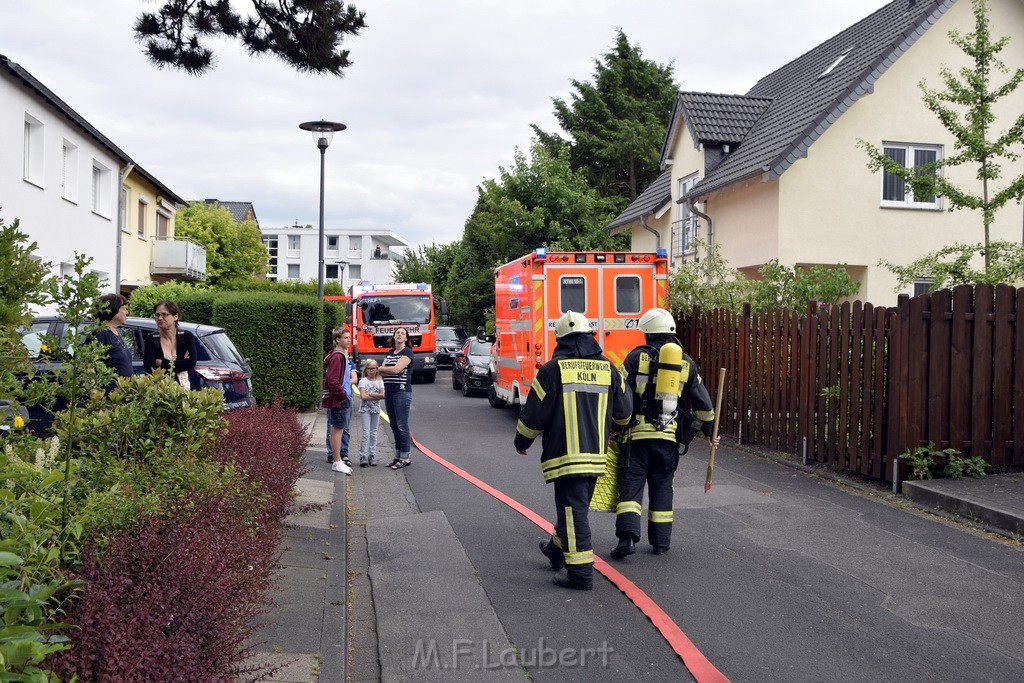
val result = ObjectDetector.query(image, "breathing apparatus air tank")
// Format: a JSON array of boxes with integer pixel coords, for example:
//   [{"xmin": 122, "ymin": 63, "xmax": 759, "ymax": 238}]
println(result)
[{"xmin": 654, "ymin": 342, "xmax": 684, "ymax": 429}]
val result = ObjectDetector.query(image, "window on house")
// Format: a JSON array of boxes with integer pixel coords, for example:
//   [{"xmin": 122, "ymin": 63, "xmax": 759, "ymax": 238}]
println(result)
[
  {"xmin": 326, "ymin": 236, "xmax": 339, "ymax": 252},
  {"xmin": 262, "ymin": 236, "xmax": 278, "ymax": 274},
  {"xmin": 62, "ymin": 140, "xmax": 79, "ymax": 201},
  {"xmin": 59, "ymin": 262, "xmax": 75, "ymax": 280},
  {"xmin": 287, "ymin": 264, "xmax": 300, "ymax": 280},
  {"xmin": 23, "ymin": 114, "xmax": 44, "ymax": 186},
  {"xmin": 287, "ymin": 235, "xmax": 301, "ymax": 256},
  {"xmin": 913, "ymin": 278, "xmax": 935, "ymax": 297},
  {"xmin": 156, "ymin": 212, "xmax": 169, "ymax": 240},
  {"xmin": 615, "ymin": 275, "xmax": 641, "ymax": 314},
  {"xmin": 349, "ymin": 235, "xmax": 361, "ymax": 254},
  {"xmin": 325, "ymin": 264, "xmax": 339, "ymax": 280},
  {"xmin": 881, "ymin": 143, "xmax": 941, "ymax": 209},
  {"xmin": 559, "ymin": 276, "xmax": 586, "ymax": 314},
  {"xmin": 120, "ymin": 187, "xmax": 129, "ymax": 232},
  {"xmin": 349, "ymin": 264, "xmax": 361, "ymax": 280},
  {"xmin": 675, "ymin": 174, "xmax": 699, "ymax": 256},
  {"xmin": 92, "ymin": 161, "xmax": 112, "ymax": 217},
  {"xmin": 137, "ymin": 199, "xmax": 148, "ymax": 238}
]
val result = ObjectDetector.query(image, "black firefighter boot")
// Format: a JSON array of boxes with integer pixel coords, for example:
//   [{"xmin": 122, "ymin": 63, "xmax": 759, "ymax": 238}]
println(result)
[
  {"xmin": 539, "ymin": 540, "xmax": 565, "ymax": 571},
  {"xmin": 610, "ymin": 535, "xmax": 636, "ymax": 560}
]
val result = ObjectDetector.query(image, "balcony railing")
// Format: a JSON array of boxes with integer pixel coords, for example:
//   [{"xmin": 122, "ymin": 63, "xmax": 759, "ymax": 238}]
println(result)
[
  {"xmin": 671, "ymin": 218, "xmax": 698, "ymax": 258},
  {"xmin": 152, "ymin": 236, "xmax": 207, "ymax": 281}
]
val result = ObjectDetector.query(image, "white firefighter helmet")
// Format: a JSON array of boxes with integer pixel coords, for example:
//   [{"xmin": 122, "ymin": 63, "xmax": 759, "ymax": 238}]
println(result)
[
  {"xmin": 555, "ymin": 310, "xmax": 591, "ymax": 338},
  {"xmin": 638, "ymin": 308, "xmax": 676, "ymax": 335}
]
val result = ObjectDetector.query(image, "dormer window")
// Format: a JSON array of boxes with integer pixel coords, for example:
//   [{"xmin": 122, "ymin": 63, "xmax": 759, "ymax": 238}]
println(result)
[{"xmin": 819, "ymin": 46, "xmax": 853, "ymax": 78}]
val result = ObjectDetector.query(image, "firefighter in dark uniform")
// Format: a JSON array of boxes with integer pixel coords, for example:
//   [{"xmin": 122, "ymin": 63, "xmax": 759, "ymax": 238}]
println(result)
[
  {"xmin": 515, "ymin": 310, "xmax": 632, "ymax": 590},
  {"xmin": 611, "ymin": 308, "xmax": 718, "ymax": 559}
]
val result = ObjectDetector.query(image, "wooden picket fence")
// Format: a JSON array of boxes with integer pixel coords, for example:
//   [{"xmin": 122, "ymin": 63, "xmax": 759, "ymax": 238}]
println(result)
[{"xmin": 679, "ymin": 284, "xmax": 1024, "ymax": 488}]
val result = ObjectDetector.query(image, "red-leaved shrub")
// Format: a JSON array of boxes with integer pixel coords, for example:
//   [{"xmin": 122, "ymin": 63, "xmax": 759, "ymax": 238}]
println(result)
[
  {"xmin": 50, "ymin": 404, "xmax": 310, "ymax": 680},
  {"xmin": 49, "ymin": 492, "xmax": 278, "ymax": 681},
  {"xmin": 217, "ymin": 401, "xmax": 311, "ymax": 523}
]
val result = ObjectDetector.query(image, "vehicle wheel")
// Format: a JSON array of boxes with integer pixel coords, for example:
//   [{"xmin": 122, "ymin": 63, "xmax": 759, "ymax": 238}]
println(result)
[
  {"xmin": 487, "ymin": 383, "xmax": 507, "ymax": 409},
  {"xmin": 452, "ymin": 372, "xmax": 461, "ymax": 390},
  {"xmin": 423, "ymin": 370, "xmax": 436, "ymax": 384}
]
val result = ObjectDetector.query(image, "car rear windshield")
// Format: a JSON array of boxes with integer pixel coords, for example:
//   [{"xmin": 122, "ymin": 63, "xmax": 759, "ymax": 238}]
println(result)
[
  {"xmin": 437, "ymin": 328, "xmax": 466, "ymax": 342},
  {"xmin": 200, "ymin": 331, "xmax": 247, "ymax": 366},
  {"xmin": 469, "ymin": 340, "xmax": 491, "ymax": 356}
]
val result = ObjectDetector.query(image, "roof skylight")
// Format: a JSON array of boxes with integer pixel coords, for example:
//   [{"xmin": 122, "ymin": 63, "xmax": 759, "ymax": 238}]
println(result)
[{"xmin": 819, "ymin": 46, "xmax": 854, "ymax": 78}]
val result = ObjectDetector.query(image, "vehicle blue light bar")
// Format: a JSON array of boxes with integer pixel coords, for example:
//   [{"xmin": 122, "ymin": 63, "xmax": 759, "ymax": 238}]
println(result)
[
  {"xmin": 656, "ymin": 248, "xmax": 667, "ymax": 258},
  {"xmin": 416, "ymin": 283, "xmax": 428, "ymax": 290},
  {"xmin": 535, "ymin": 247, "xmax": 547, "ymax": 259}
]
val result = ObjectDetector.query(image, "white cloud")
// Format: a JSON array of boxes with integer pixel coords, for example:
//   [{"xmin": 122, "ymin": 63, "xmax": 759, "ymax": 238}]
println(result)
[{"xmin": 1, "ymin": 0, "xmax": 889, "ymax": 250}]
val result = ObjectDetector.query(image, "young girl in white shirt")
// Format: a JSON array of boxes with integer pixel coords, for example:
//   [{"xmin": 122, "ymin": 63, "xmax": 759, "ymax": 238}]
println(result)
[{"xmin": 357, "ymin": 361, "xmax": 385, "ymax": 466}]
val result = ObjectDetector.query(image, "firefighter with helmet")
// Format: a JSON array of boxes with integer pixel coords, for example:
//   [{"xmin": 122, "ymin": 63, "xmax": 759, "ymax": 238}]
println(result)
[
  {"xmin": 611, "ymin": 307, "xmax": 719, "ymax": 559},
  {"xmin": 515, "ymin": 310, "xmax": 632, "ymax": 590}
]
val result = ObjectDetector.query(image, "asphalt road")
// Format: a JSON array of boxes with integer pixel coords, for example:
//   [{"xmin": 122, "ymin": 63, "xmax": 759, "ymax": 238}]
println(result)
[{"xmin": 401, "ymin": 371, "xmax": 1024, "ymax": 683}]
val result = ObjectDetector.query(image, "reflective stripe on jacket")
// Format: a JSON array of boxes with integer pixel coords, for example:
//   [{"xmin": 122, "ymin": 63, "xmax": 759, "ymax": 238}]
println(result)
[
  {"xmin": 514, "ymin": 354, "xmax": 632, "ymax": 482},
  {"xmin": 624, "ymin": 342, "xmax": 715, "ymax": 444}
]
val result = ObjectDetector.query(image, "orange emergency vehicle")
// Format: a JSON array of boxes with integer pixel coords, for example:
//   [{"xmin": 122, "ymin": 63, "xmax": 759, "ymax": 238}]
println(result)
[
  {"xmin": 488, "ymin": 247, "xmax": 669, "ymax": 408},
  {"xmin": 344, "ymin": 282, "xmax": 445, "ymax": 383}
]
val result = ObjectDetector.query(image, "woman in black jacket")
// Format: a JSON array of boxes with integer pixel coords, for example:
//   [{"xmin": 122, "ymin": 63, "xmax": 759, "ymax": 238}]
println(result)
[{"xmin": 143, "ymin": 300, "xmax": 197, "ymax": 389}]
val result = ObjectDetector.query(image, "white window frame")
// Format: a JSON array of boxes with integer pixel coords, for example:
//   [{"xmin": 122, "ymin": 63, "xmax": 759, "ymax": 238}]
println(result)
[
  {"xmin": 156, "ymin": 211, "xmax": 170, "ymax": 240},
  {"xmin": 262, "ymin": 235, "xmax": 278, "ymax": 275},
  {"xmin": 287, "ymin": 263, "xmax": 300, "ymax": 280},
  {"xmin": 348, "ymin": 264, "xmax": 361, "ymax": 281},
  {"xmin": 325, "ymin": 264, "xmax": 340, "ymax": 281},
  {"xmin": 348, "ymin": 235, "xmax": 362, "ymax": 258},
  {"xmin": 913, "ymin": 278, "xmax": 935, "ymax": 297},
  {"xmin": 880, "ymin": 142, "xmax": 942, "ymax": 210},
  {"xmin": 326, "ymin": 235, "xmax": 340, "ymax": 256},
  {"xmin": 23, "ymin": 114, "xmax": 44, "ymax": 187},
  {"xmin": 91, "ymin": 160, "xmax": 112, "ymax": 217},
  {"xmin": 287, "ymin": 235, "xmax": 301, "ymax": 257},
  {"xmin": 120, "ymin": 186, "xmax": 129, "ymax": 232},
  {"xmin": 62, "ymin": 139, "xmax": 79, "ymax": 202},
  {"xmin": 137, "ymin": 197, "xmax": 149, "ymax": 239},
  {"xmin": 676, "ymin": 174, "xmax": 699, "ymax": 256}
]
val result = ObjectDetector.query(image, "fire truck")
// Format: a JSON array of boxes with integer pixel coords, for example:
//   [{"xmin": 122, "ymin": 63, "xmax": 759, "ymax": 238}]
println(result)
[
  {"xmin": 344, "ymin": 282, "xmax": 445, "ymax": 383},
  {"xmin": 488, "ymin": 247, "xmax": 669, "ymax": 408}
]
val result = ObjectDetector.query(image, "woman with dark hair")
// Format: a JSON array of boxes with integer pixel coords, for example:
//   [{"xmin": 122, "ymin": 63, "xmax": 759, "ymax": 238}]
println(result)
[
  {"xmin": 92, "ymin": 293, "xmax": 133, "ymax": 378},
  {"xmin": 143, "ymin": 300, "xmax": 197, "ymax": 389},
  {"xmin": 377, "ymin": 326, "xmax": 414, "ymax": 469}
]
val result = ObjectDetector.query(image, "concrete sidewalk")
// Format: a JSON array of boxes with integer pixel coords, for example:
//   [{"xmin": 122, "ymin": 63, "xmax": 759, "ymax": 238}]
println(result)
[{"xmin": 253, "ymin": 410, "xmax": 1024, "ymax": 682}]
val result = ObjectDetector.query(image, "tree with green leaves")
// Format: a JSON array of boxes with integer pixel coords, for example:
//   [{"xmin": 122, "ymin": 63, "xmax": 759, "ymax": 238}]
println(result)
[
  {"xmin": 533, "ymin": 30, "xmax": 678, "ymax": 202},
  {"xmin": 861, "ymin": 0, "xmax": 1024, "ymax": 276},
  {"xmin": 881, "ymin": 240, "xmax": 1024, "ymax": 292},
  {"xmin": 394, "ymin": 241, "xmax": 460, "ymax": 305},
  {"xmin": 445, "ymin": 143, "xmax": 626, "ymax": 328},
  {"xmin": 174, "ymin": 202, "xmax": 269, "ymax": 285},
  {"xmin": 134, "ymin": 0, "xmax": 366, "ymax": 76}
]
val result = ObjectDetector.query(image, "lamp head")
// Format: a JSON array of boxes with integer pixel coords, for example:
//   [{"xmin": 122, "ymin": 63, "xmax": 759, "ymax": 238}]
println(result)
[{"xmin": 299, "ymin": 120, "xmax": 347, "ymax": 149}]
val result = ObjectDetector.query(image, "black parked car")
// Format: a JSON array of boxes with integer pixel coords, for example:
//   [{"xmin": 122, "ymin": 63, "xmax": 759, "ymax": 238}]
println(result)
[
  {"xmin": 20, "ymin": 316, "xmax": 254, "ymax": 434},
  {"xmin": 435, "ymin": 326, "xmax": 468, "ymax": 368},
  {"xmin": 451, "ymin": 338, "xmax": 493, "ymax": 397}
]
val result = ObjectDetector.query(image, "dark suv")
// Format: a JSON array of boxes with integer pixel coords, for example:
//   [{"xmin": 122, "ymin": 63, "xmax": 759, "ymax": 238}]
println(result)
[
  {"xmin": 21, "ymin": 317, "xmax": 254, "ymax": 433},
  {"xmin": 435, "ymin": 326, "xmax": 468, "ymax": 368}
]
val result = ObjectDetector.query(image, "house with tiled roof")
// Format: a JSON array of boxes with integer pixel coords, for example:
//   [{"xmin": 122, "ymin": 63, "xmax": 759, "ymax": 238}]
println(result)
[
  {"xmin": 610, "ymin": 0, "xmax": 1024, "ymax": 305},
  {"xmin": 201, "ymin": 199, "xmax": 259, "ymax": 227},
  {"xmin": 1, "ymin": 53, "xmax": 204, "ymax": 305}
]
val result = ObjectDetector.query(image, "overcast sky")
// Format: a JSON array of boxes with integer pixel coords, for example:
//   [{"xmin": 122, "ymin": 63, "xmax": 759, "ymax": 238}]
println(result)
[{"xmin": 1, "ymin": 0, "xmax": 888, "ymax": 252}]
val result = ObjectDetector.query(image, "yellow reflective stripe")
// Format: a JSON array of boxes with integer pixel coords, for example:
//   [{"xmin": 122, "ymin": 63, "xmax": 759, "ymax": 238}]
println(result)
[
  {"xmin": 531, "ymin": 378, "xmax": 547, "ymax": 401},
  {"xmin": 597, "ymin": 391, "xmax": 607, "ymax": 447},
  {"xmin": 693, "ymin": 410, "xmax": 715, "ymax": 421},
  {"xmin": 550, "ymin": 535, "xmax": 562, "ymax": 549},
  {"xmin": 616, "ymin": 501, "xmax": 642, "ymax": 515},
  {"xmin": 565, "ymin": 506, "xmax": 576, "ymax": 554},
  {"xmin": 564, "ymin": 549, "xmax": 593, "ymax": 565},
  {"xmin": 542, "ymin": 453, "xmax": 606, "ymax": 470},
  {"xmin": 629, "ymin": 431, "xmax": 678, "ymax": 443},
  {"xmin": 613, "ymin": 415, "xmax": 631, "ymax": 427},
  {"xmin": 648, "ymin": 509, "xmax": 674, "ymax": 523},
  {"xmin": 517, "ymin": 420, "xmax": 542, "ymax": 439},
  {"xmin": 542, "ymin": 463, "xmax": 606, "ymax": 482},
  {"xmin": 563, "ymin": 391, "xmax": 578, "ymax": 454}
]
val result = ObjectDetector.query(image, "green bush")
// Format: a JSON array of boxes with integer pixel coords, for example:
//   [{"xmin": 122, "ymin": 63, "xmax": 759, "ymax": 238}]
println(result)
[
  {"xmin": 215, "ymin": 276, "xmax": 346, "ymax": 297},
  {"xmin": 213, "ymin": 292, "xmax": 323, "ymax": 407},
  {"xmin": 127, "ymin": 281, "xmax": 208, "ymax": 318}
]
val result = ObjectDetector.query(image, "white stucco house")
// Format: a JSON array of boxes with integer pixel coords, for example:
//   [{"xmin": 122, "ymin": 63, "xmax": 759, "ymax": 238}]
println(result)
[
  {"xmin": 1, "ymin": 54, "xmax": 200, "ymax": 308},
  {"xmin": 608, "ymin": 0, "xmax": 1024, "ymax": 306},
  {"xmin": 1, "ymin": 53, "xmax": 127, "ymax": 299},
  {"xmin": 260, "ymin": 223, "xmax": 409, "ymax": 287}
]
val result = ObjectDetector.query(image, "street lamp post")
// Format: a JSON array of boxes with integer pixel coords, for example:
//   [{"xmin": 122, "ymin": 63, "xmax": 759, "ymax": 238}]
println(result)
[{"xmin": 299, "ymin": 120, "xmax": 346, "ymax": 300}]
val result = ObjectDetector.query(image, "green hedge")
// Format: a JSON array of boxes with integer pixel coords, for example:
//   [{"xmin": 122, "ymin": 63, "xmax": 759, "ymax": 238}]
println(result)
[{"xmin": 212, "ymin": 293, "xmax": 322, "ymax": 407}]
